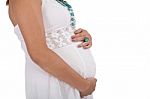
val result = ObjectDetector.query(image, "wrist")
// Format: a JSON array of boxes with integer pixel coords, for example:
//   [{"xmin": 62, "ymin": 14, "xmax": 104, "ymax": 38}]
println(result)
[{"xmin": 78, "ymin": 79, "xmax": 91, "ymax": 92}]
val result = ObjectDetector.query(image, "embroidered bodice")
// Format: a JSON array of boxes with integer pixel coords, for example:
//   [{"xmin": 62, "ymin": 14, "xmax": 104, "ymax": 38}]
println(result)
[{"xmin": 14, "ymin": 0, "xmax": 77, "ymax": 52}]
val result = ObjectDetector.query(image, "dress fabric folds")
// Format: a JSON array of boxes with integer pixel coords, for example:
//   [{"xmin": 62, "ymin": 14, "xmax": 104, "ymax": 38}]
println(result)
[{"xmin": 14, "ymin": 0, "xmax": 96, "ymax": 99}]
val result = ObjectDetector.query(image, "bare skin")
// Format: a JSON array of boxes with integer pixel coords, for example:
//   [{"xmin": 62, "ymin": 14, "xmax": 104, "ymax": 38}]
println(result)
[
  {"xmin": 8, "ymin": 0, "xmax": 93, "ymax": 50},
  {"xmin": 8, "ymin": 0, "xmax": 96, "ymax": 97},
  {"xmin": 71, "ymin": 28, "xmax": 93, "ymax": 49}
]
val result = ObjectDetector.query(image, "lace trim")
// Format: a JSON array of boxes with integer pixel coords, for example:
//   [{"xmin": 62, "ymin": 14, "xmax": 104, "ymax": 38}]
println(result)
[{"xmin": 45, "ymin": 26, "xmax": 75, "ymax": 49}]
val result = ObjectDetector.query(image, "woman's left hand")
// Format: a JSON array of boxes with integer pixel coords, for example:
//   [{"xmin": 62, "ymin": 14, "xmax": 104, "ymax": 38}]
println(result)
[{"xmin": 71, "ymin": 28, "xmax": 92, "ymax": 49}]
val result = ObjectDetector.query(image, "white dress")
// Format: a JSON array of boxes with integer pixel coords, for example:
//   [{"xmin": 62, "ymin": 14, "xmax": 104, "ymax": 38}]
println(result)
[{"xmin": 14, "ymin": 0, "xmax": 96, "ymax": 99}]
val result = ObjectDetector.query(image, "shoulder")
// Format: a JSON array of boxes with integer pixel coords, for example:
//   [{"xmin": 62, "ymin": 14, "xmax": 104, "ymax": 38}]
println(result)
[{"xmin": 9, "ymin": 0, "xmax": 43, "ymax": 27}]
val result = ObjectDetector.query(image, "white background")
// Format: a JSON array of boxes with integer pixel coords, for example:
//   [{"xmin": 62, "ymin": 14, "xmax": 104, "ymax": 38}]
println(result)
[{"xmin": 0, "ymin": 0, "xmax": 150, "ymax": 99}]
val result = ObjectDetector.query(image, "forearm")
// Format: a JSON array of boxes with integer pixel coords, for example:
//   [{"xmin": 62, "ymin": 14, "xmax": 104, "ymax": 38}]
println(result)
[{"xmin": 30, "ymin": 47, "xmax": 89, "ymax": 92}]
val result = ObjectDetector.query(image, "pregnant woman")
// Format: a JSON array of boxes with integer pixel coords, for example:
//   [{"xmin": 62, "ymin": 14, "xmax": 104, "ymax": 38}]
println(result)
[{"xmin": 6, "ymin": 0, "xmax": 97, "ymax": 99}]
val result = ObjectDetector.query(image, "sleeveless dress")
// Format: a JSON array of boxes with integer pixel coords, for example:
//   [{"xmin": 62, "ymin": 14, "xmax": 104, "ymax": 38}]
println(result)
[{"xmin": 14, "ymin": 0, "xmax": 96, "ymax": 99}]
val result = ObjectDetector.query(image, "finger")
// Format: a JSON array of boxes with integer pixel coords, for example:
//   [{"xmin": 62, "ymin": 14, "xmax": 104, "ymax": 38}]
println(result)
[
  {"xmin": 83, "ymin": 42, "xmax": 92, "ymax": 49},
  {"xmin": 80, "ymin": 92, "xmax": 85, "ymax": 98},
  {"xmin": 80, "ymin": 95, "xmax": 84, "ymax": 98},
  {"xmin": 82, "ymin": 42, "xmax": 89, "ymax": 47},
  {"xmin": 72, "ymin": 36, "xmax": 85, "ymax": 42},
  {"xmin": 75, "ymin": 32, "xmax": 86, "ymax": 38},
  {"xmin": 77, "ymin": 42, "xmax": 89, "ymax": 48},
  {"xmin": 76, "ymin": 29, "xmax": 91, "ymax": 40},
  {"xmin": 71, "ymin": 33, "xmax": 85, "ymax": 40},
  {"xmin": 77, "ymin": 43, "xmax": 82, "ymax": 48},
  {"xmin": 71, "ymin": 35, "xmax": 76, "ymax": 39},
  {"xmin": 86, "ymin": 77, "xmax": 95, "ymax": 80},
  {"xmin": 74, "ymin": 28, "xmax": 83, "ymax": 34},
  {"xmin": 83, "ymin": 43, "xmax": 91, "ymax": 49},
  {"xmin": 83, "ymin": 44, "xmax": 92, "ymax": 49}
]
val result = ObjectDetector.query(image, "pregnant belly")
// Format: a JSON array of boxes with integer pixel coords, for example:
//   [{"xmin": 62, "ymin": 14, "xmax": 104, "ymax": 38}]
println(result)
[
  {"xmin": 44, "ymin": 26, "xmax": 96, "ymax": 78},
  {"xmin": 52, "ymin": 41, "xmax": 96, "ymax": 78}
]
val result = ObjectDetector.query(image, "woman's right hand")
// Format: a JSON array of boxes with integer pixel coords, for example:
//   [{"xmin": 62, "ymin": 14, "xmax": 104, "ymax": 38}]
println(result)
[{"xmin": 79, "ymin": 77, "xmax": 97, "ymax": 98}]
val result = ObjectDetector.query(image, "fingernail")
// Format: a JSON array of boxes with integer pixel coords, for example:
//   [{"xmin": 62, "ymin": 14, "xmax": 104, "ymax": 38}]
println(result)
[
  {"xmin": 72, "ymin": 38, "xmax": 75, "ymax": 40},
  {"xmin": 71, "ymin": 36, "xmax": 75, "ymax": 39},
  {"xmin": 78, "ymin": 45, "xmax": 81, "ymax": 47}
]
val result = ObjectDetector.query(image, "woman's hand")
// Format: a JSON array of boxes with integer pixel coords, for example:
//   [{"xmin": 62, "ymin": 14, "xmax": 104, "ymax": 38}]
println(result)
[
  {"xmin": 79, "ymin": 77, "xmax": 97, "ymax": 98},
  {"xmin": 71, "ymin": 28, "xmax": 92, "ymax": 49}
]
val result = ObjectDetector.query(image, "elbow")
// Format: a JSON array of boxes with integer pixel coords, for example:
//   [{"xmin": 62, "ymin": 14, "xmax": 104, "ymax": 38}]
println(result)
[
  {"xmin": 28, "ymin": 47, "xmax": 48, "ymax": 65},
  {"xmin": 29, "ymin": 51, "xmax": 43, "ymax": 65},
  {"xmin": 27, "ymin": 46, "xmax": 57, "ymax": 67},
  {"xmin": 30, "ymin": 53, "xmax": 41, "ymax": 65}
]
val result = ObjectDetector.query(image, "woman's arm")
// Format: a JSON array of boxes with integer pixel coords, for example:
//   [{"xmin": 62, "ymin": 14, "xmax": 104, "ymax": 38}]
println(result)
[{"xmin": 9, "ymin": 0, "xmax": 96, "ymax": 93}]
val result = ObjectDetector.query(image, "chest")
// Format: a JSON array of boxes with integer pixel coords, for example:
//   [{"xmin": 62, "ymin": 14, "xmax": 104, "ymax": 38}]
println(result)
[{"xmin": 41, "ymin": 0, "xmax": 71, "ymax": 31}]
